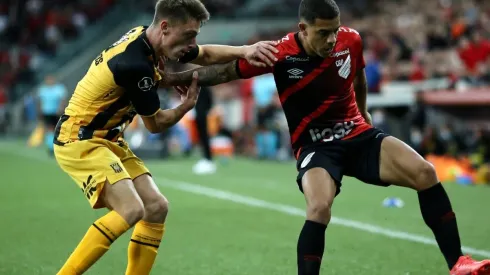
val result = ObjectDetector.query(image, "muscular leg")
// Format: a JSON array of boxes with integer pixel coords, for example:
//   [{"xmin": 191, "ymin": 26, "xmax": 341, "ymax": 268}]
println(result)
[
  {"xmin": 379, "ymin": 136, "xmax": 463, "ymax": 269},
  {"xmin": 125, "ymin": 174, "xmax": 168, "ymax": 275},
  {"xmin": 58, "ymin": 179, "xmax": 144, "ymax": 275},
  {"xmin": 298, "ymin": 168, "xmax": 337, "ymax": 275}
]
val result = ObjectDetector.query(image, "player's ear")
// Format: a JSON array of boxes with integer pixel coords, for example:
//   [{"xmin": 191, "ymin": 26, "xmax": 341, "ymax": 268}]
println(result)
[
  {"xmin": 160, "ymin": 20, "xmax": 169, "ymax": 34},
  {"xmin": 299, "ymin": 22, "xmax": 308, "ymax": 36}
]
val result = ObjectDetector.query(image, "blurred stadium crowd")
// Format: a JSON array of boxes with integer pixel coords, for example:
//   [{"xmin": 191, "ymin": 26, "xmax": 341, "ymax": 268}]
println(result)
[{"xmin": 1, "ymin": 0, "xmax": 490, "ymax": 181}]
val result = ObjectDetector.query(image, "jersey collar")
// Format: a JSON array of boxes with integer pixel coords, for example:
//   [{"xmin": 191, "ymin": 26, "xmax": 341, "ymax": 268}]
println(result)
[
  {"xmin": 294, "ymin": 32, "xmax": 327, "ymax": 61},
  {"xmin": 140, "ymin": 26, "xmax": 158, "ymax": 66}
]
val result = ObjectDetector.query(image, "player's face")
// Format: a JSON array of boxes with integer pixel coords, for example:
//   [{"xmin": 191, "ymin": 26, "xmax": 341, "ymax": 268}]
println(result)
[
  {"xmin": 300, "ymin": 17, "xmax": 341, "ymax": 58},
  {"xmin": 160, "ymin": 19, "xmax": 200, "ymax": 60}
]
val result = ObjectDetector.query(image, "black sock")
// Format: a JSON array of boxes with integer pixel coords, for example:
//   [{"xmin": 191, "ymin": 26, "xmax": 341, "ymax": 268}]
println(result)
[
  {"xmin": 418, "ymin": 183, "xmax": 463, "ymax": 269},
  {"xmin": 297, "ymin": 220, "xmax": 327, "ymax": 275}
]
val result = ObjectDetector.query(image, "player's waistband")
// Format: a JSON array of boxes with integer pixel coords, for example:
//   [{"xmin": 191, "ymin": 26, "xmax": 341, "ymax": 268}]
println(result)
[
  {"xmin": 54, "ymin": 114, "xmax": 123, "ymax": 146},
  {"xmin": 293, "ymin": 123, "xmax": 373, "ymax": 159}
]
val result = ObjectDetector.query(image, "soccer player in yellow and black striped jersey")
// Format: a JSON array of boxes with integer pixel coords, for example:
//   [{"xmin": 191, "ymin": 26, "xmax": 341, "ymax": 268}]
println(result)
[{"xmin": 53, "ymin": 1, "xmax": 279, "ymax": 274}]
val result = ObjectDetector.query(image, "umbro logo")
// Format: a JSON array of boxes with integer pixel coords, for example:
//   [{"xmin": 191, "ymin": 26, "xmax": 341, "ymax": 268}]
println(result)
[{"xmin": 287, "ymin": 68, "xmax": 304, "ymax": 79}]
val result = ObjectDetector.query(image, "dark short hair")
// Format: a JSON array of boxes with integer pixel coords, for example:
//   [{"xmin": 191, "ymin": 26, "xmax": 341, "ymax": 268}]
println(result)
[
  {"xmin": 299, "ymin": 0, "xmax": 340, "ymax": 24},
  {"xmin": 153, "ymin": 0, "xmax": 210, "ymax": 25}
]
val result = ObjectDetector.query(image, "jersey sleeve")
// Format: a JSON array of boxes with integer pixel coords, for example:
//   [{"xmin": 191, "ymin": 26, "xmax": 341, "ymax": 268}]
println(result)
[
  {"xmin": 236, "ymin": 59, "xmax": 274, "ymax": 79},
  {"xmin": 178, "ymin": 46, "xmax": 200, "ymax": 64},
  {"xmin": 114, "ymin": 61, "xmax": 161, "ymax": 117}
]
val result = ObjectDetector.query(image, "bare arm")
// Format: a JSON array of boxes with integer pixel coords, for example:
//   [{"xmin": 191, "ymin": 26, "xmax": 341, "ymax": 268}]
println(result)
[
  {"xmin": 353, "ymin": 68, "xmax": 368, "ymax": 114},
  {"xmin": 353, "ymin": 68, "xmax": 372, "ymax": 125},
  {"xmin": 142, "ymin": 103, "xmax": 194, "ymax": 133},
  {"xmin": 142, "ymin": 72, "xmax": 200, "ymax": 133},
  {"xmin": 192, "ymin": 42, "xmax": 278, "ymax": 67},
  {"xmin": 165, "ymin": 60, "xmax": 241, "ymax": 87}
]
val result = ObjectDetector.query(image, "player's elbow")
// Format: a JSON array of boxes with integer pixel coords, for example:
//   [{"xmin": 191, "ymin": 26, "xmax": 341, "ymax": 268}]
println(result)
[{"xmin": 142, "ymin": 114, "xmax": 166, "ymax": 134}]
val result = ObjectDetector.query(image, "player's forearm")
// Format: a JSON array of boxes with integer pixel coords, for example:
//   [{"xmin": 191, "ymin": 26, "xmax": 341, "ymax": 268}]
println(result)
[
  {"xmin": 154, "ymin": 103, "xmax": 193, "ymax": 131},
  {"xmin": 354, "ymin": 70, "xmax": 368, "ymax": 114},
  {"xmin": 199, "ymin": 45, "xmax": 246, "ymax": 65},
  {"xmin": 166, "ymin": 60, "xmax": 240, "ymax": 87}
]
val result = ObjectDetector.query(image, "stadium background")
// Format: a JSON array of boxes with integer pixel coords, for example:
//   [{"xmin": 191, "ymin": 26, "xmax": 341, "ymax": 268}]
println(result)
[{"xmin": 1, "ymin": 0, "xmax": 490, "ymax": 274}]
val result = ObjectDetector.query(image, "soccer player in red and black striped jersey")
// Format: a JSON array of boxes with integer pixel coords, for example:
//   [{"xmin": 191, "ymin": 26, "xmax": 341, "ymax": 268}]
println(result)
[{"xmin": 163, "ymin": 0, "xmax": 490, "ymax": 274}]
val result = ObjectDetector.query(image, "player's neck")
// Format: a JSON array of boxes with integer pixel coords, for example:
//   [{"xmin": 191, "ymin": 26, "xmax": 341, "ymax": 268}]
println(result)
[
  {"xmin": 298, "ymin": 32, "xmax": 318, "ymax": 57},
  {"xmin": 145, "ymin": 25, "xmax": 165, "ymax": 58}
]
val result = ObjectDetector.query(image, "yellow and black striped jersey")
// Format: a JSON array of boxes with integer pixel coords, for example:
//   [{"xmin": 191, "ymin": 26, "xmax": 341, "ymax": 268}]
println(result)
[{"xmin": 54, "ymin": 26, "xmax": 199, "ymax": 145}]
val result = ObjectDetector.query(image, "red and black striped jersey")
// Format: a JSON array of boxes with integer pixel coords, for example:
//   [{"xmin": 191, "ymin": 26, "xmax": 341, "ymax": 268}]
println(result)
[{"xmin": 236, "ymin": 27, "xmax": 372, "ymax": 155}]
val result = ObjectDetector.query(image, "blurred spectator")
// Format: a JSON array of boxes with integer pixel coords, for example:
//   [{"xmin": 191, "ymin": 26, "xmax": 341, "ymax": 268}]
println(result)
[
  {"xmin": 37, "ymin": 75, "xmax": 66, "ymax": 155},
  {"xmin": 252, "ymin": 74, "xmax": 279, "ymax": 160}
]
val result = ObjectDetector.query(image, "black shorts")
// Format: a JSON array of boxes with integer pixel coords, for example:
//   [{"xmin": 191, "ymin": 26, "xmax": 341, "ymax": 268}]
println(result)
[
  {"xmin": 43, "ymin": 115, "xmax": 59, "ymax": 128},
  {"xmin": 296, "ymin": 128, "xmax": 390, "ymax": 196}
]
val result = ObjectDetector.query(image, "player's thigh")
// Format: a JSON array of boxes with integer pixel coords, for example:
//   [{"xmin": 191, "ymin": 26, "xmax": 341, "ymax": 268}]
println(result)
[
  {"xmin": 296, "ymin": 147, "xmax": 342, "ymax": 222},
  {"xmin": 301, "ymin": 168, "xmax": 337, "ymax": 209},
  {"xmin": 379, "ymin": 136, "xmax": 439, "ymax": 190},
  {"xmin": 54, "ymin": 139, "xmax": 133, "ymax": 209},
  {"xmin": 113, "ymin": 139, "xmax": 169, "ymax": 221}
]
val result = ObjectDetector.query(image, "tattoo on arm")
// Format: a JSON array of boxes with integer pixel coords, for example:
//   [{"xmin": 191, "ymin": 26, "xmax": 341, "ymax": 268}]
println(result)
[{"xmin": 169, "ymin": 60, "xmax": 240, "ymax": 86}]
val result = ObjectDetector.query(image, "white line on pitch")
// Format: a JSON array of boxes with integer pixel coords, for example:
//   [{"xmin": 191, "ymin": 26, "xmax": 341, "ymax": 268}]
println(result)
[{"xmin": 157, "ymin": 178, "xmax": 490, "ymax": 258}]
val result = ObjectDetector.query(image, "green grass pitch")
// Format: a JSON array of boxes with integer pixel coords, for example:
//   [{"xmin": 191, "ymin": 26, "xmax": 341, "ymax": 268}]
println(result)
[{"xmin": 0, "ymin": 140, "xmax": 489, "ymax": 275}]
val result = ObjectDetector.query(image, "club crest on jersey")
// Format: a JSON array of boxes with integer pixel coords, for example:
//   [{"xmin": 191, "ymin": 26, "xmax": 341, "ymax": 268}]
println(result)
[
  {"xmin": 287, "ymin": 68, "xmax": 304, "ymax": 79},
  {"xmin": 338, "ymin": 54, "xmax": 351, "ymax": 79},
  {"xmin": 138, "ymin": 77, "xmax": 154, "ymax": 91}
]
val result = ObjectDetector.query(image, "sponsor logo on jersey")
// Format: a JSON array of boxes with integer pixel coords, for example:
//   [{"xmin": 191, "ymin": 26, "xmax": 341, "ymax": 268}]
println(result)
[
  {"xmin": 286, "ymin": 56, "xmax": 310, "ymax": 62},
  {"xmin": 309, "ymin": 121, "xmax": 355, "ymax": 142},
  {"xmin": 330, "ymin": 49, "xmax": 350, "ymax": 58}
]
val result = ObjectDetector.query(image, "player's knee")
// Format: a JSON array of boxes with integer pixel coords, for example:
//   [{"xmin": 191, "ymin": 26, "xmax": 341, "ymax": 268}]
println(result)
[
  {"xmin": 118, "ymin": 200, "xmax": 145, "ymax": 226},
  {"xmin": 414, "ymin": 161, "xmax": 439, "ymax": 191},
  {"xmin": 144, "ymin": 194, "xmax": 169, "ymax": 223},
  {"xmin": 307, "ymin": 201, "xmax": 332, "ymax": 225}
]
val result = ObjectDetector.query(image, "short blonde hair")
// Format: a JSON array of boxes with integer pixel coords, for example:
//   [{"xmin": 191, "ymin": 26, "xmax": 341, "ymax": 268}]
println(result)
[{"xmin": 153, "ymin": 0, "xmax": 210, "ymax": 25}]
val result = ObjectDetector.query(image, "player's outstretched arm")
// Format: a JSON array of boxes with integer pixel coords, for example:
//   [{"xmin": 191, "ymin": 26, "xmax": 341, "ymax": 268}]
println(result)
[
  {"xmin": 191, "ymin": 41, "xmax": 278, "ymax": 67},
  {"xmin": 141, "ymin": 72, "xmax": 201, "ymax": 133},
  {"xmin": 165, "ymin": 60, "xmax": 241, "ymax": 87}
]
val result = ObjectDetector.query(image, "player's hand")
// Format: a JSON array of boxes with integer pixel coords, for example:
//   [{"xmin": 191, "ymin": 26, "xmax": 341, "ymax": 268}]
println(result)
[
  {"xmin": 174, "ymin": 71, "xmax": 200, "ymax": 110},
  {"xmin": 244, "ymin": 41, "xmax": 279, "ymax": 67},
  {"xmin": 362, "ymin": 112, "xmax": 373, "ymax": 126}
]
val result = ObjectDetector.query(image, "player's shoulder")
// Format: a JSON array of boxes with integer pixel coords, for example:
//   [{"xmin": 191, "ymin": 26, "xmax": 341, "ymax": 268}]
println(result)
[
  {"xmin": 337, "ymin": 26, "xmax": 363, "ymax": 51},
  {"xmin": 107, "ymin": 29, "xmax": 154, "ymax": 78},
  {"xmin": 273, "ymin": 32, "xmax": 303, "ymax": 60},
  {"xmin": 337, "ymin": 26, "xmax": 362, "ymax": 43}
]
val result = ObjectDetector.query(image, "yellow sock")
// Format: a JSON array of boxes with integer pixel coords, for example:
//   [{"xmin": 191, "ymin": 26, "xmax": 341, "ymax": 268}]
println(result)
[
  {"xmin": 125, "ymin": 221, "xmax": 165, "ymax": 275},
  {"xmin": 57, "ymin": 211, "xmax": 130, "ymax": 275}
]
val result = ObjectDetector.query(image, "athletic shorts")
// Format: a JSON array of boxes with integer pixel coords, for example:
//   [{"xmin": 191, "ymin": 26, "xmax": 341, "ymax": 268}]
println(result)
[
  {"xmin": 296, "ymin": 128, "xmax": 390, "ymax": 196},
  {"xmin": 54, "ymin": 138, "xmax": 150, "ymax": 208}
]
